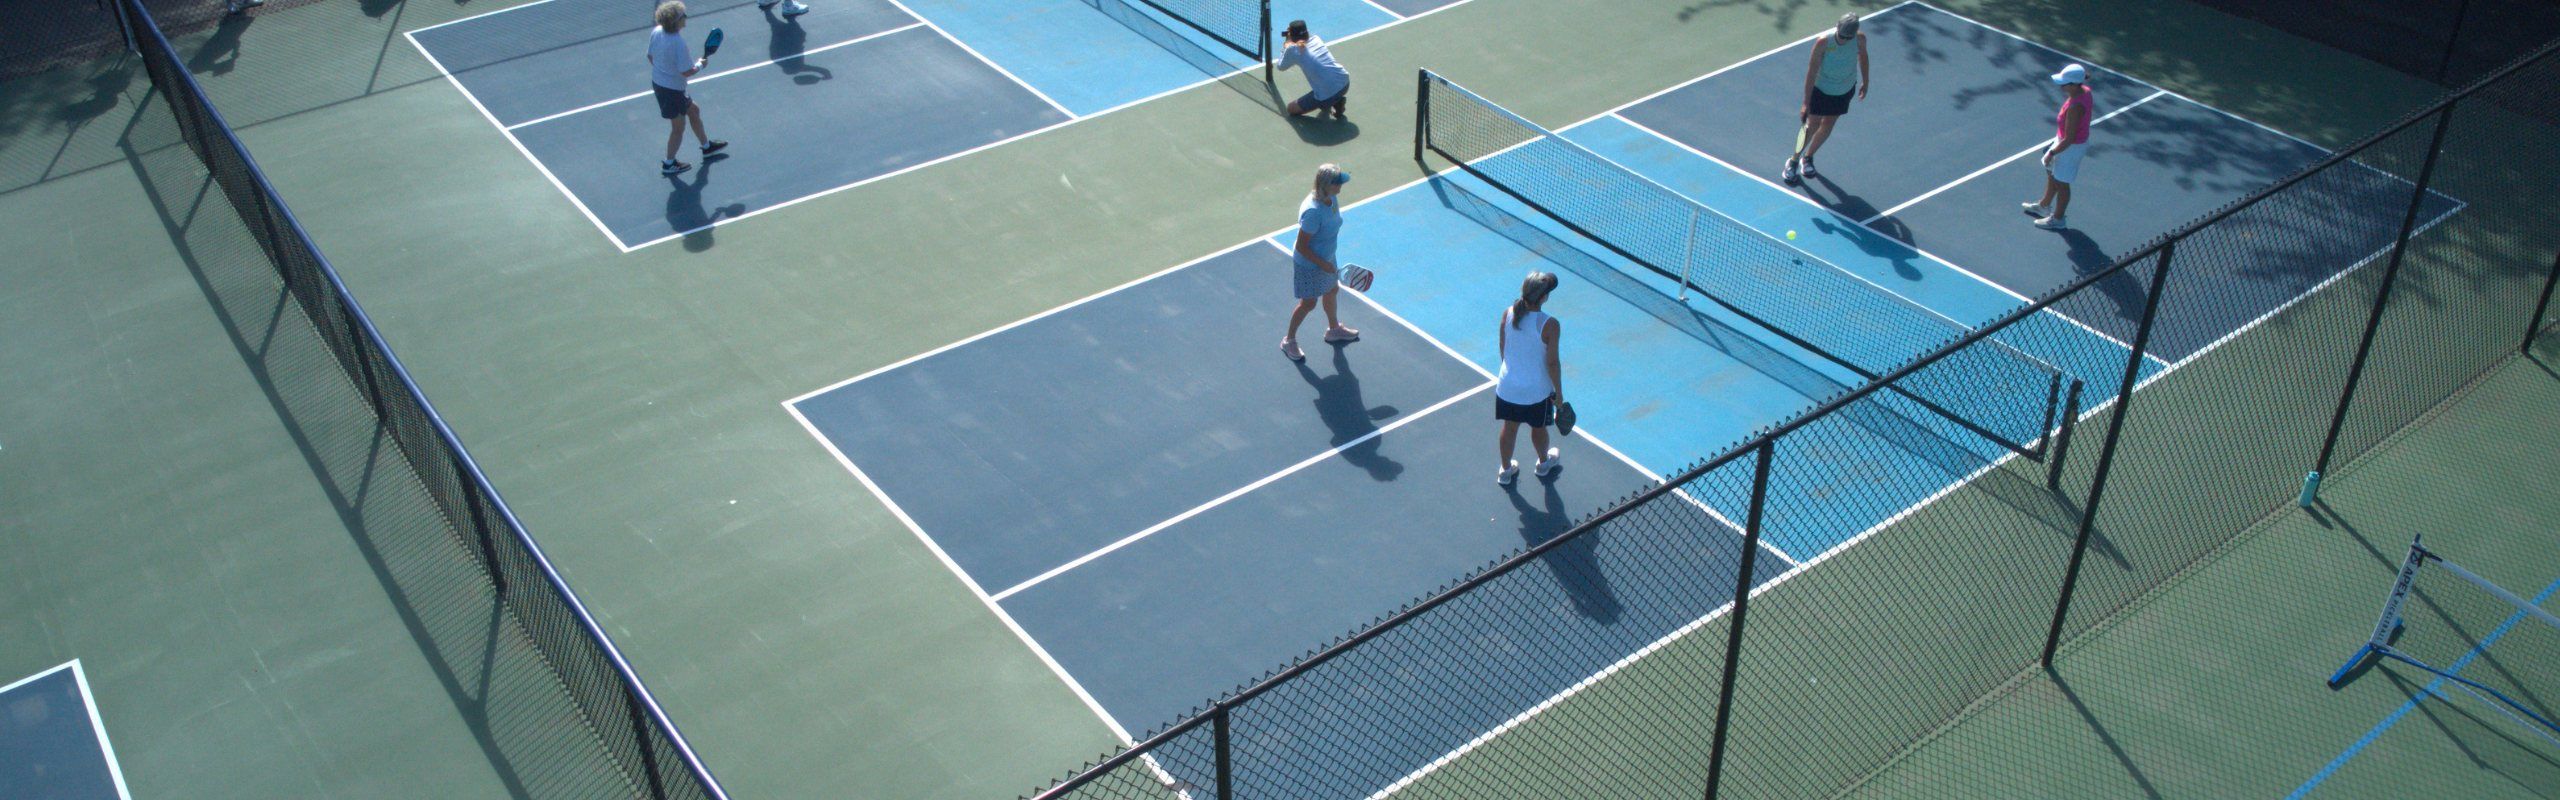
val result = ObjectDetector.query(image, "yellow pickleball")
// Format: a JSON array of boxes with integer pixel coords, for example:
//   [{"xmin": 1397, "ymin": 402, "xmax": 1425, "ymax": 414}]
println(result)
[{"xmin": 1786, "ymin": 230, "xmax": 1797, "ymax": 240}]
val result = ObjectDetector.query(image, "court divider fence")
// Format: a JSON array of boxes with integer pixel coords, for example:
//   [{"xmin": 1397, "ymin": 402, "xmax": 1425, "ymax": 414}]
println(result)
[
  {"xmin": 1026, "ymin": 35, "xmax": 2560, "ymax": 800},
  {"xmin": 113, "ymin": 0, "xmax": 727, "ymax": 797}
]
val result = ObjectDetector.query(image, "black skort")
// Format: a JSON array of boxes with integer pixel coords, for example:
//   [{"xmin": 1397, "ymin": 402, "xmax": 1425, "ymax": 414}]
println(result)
[{"xmin": 1806, "ymin": 87, "xmax": 1852, "ymax": 117}]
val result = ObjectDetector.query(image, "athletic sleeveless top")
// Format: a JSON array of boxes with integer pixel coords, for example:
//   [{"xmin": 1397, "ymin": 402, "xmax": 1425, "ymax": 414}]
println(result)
[
  {"xmin": 1813, "ymin": 35, "xmax": 1859, "ymax": 95},
  {"xmin": 2057, "ymin": 88, "xmax": 2094, "ymax": 145},
  {"xmin": 1496, "ymin": 309, "xmax": 1556, "ymax": 405}
]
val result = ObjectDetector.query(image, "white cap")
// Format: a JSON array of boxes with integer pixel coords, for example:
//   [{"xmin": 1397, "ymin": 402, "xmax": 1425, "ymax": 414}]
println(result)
[{"xmin": 2051, "ymin": 63, "xmax": 2087, "ymax": 85}]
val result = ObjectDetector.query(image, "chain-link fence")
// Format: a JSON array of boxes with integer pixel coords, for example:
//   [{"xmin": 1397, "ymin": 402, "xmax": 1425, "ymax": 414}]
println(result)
[
  {"xmin": 1027, "ymin": 33, "xmax": 2560, "ymax": 800},
  {"xmin": 111, "ymin": 0, "xmax": 728, "ymax": 796}
]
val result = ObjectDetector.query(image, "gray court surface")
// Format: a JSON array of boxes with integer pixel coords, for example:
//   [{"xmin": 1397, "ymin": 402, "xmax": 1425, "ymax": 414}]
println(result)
[
  {"xmin": 411, "ymin": 0, "xmax": 1070, "ymax": 248},
  {"xmin": 792, "ymin": 243, "xmax": 1490, "ymax": 594}
]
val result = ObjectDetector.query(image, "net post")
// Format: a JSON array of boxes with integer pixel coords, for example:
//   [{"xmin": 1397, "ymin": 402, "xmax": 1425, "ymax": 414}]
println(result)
[
  {"xmin": 2042, "ymin": 242, "xmax": 2176, "ymax": 667},
  {"xmin": 1260, "ymin": 1, "xmax": 1273, "ymax": 87},
  {"xmin": 2524, "ymin": 249, "xmax": 2560, "ymax": 353},
  {"xmin": 1702, "ymin": 440, "xmax": 1774, "ymax": 799},
  {"xmin": 2305, "ymin": 100, "xmax": 2459, "ymax": 502},
  {"xmin": 1212, "ymin": 703, "xmax": 1234, "ymax": 799},
  {"xmin": 1413, "ymin": 69, "xmax": 1430, "ymax": 165},
  {"xmin": 2045, "ymin": 379, "xmax": 2083, "ymax": 490},
  {"xmin": 109, "ymin": 0, "xmax": 136, "ymax": 54},
  {"xmin": 1678, "ymin": 211, "xmax": 1700, "ymax": 300}
]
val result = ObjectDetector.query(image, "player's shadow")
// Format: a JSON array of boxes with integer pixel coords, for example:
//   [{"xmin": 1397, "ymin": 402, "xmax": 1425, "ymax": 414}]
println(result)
[
  {"xmin": 1295, "ymin": 345, "xmax": 1403, "ymax": 481},
  {"xmin": 1810, "ymin": 214, "xmax": 1925, "ymax": 280},
  {"xmin": 185, "ymin": 13, "xmax": 253, "ymax": 75},
  {"xmin": 764, "ymin": 7, "xmax": 831, "ymax": 84},
  {"xmin": 1800, "ymin": 173, "xmax": 1883, "ymax": 222},
  {"xmin": 1287, "ymin": 115, "xmax": 1359, "ymax": 146},
  {"xmin": 665, "ymin": 155, "xmax": 744, "ymax": 252},
  {"xmin": 2057, "ymin": 227, "xmax": 2150, "ymax": 334},
  {"xmin": 1513, "ymin": 478, "xmax": 1621, "ymax": 623}
]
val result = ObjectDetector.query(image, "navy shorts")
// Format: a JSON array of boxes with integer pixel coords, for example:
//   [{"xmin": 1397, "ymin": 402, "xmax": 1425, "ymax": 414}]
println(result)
[
  {"xmin": 653, "ymin": 84, "xmax": 692, "ymax": 119},
  {"xmin": 1494, "ymin": 393, "xmax": 1555, "ymax": 427},
  {"xmin": 1295, "ymin": 81, "xmax": 1348, "ymax": 114}
]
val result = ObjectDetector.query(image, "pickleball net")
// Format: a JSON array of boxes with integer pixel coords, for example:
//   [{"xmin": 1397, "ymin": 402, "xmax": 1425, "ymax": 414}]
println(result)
[
  {"xmin": 1086, "ymin": 0, "xmax": 1271, "ymax": 84},
  {"xmin": 1417, "ymin": 69, "xmax": 2067, "ymax": 458}
]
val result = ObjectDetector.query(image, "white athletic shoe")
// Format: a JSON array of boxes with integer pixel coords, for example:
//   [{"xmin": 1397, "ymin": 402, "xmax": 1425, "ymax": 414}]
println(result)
[
  {"xmin": 781, "ymin": 0, "xmax": 811, "ymax": 16},
  {"xmin": 1534, "ymin": 448, "xmax": 1563, "ymax": 478},
  {"xmin": 1497, "ymin": 461, "xmax": 1520, "ymax": 487},
  {"xmin": 2034, "ymin": 215, "xmax": 2069, "ymax": 231},
  {"xmin": 2021, "ymin": 201, "xmax": 2050, "ymax": 217}
]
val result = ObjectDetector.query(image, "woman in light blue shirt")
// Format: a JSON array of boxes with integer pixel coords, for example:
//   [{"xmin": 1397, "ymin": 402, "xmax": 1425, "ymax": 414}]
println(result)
[
  {"xmin": 1784, "ymin": 13, "xmax": 1869, "ymax": 185},
  {"xmin": 1282, "ymin": 163, "xmax": 1358, "ymax": 362}
]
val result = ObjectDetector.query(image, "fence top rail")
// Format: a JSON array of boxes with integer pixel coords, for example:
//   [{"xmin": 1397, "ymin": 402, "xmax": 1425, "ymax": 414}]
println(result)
[{"xmin": 119, "ymin": 1, "xmax": 727, "ymax": 795}]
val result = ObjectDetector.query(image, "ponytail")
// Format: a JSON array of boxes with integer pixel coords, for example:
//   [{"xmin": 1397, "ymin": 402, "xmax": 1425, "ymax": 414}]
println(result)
[{"xmin": 1510, "ymin": 272, "xmax": 1558, "ymax": 329}]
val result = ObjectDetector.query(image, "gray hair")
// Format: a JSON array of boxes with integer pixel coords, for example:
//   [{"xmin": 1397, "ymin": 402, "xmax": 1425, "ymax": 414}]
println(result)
[{"xmin": 655, "ymin": 1, "xmax": 686, "ymax": 30}]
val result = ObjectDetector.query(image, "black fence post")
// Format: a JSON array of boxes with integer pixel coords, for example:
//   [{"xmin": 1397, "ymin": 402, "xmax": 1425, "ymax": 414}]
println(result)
[
  {"xmin": 1213, "ymin": 703, "xmax": 1233, "ymax": 800},
  {"xmin": 1259, "ymin": 1, "xmax": 1273, "ymax": 87},
  {"xmin": 2046, "ymin": 379, "xmax": 2084, "ymax": 490},
  {"xmin": 2525, "ymin": 250, "xmax": 2560, "ymax": 353},
  {"xmin": 2435, "ymin": 0, "xmax": 2478, "ymax": 85},
  {"xmin": 2042, "ymin": 243, "xmax": 2176, "ymax": 666},
  {"xmin": 631, "ymin": 690, "xmax": 669, "ymax": 799},
  {"xmin": 1413, "ymin": 69, "xmax": 1431, "ymax": 165},
  {"xmin": 2303, "ymin": 102, "xmax": 2459, "ymax": 506},
  {"xmin": 1702, "ymin": 441, "xmax": 1774, "ymax": 799}
]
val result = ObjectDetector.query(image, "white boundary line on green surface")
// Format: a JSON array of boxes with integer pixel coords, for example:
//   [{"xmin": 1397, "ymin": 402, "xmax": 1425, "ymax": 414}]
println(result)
[
  {"xmin": 403, "ymin": 28, "xmax": 625, "ymax": 252},
  {"xmin": 0, "ymin": 660, "xmax": 133, "ymax": 800}
]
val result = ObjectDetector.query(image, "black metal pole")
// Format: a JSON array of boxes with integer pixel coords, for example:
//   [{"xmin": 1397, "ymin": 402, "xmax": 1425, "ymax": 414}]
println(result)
[
  {"xmin": 2042, "ymin": 243, "xmax": 2177, "ymax": 666},
  {"xmin": 2046, "ymin": 379, "xmax": 2084, "ymax": 490},
  {"xmin": 2435, "ymin": 0, "xmax": 2478, "ymax": 85},
  {"xmin": 2305, "ymin": 102, "xmax": 2459, "ymax": 505},
  {"xmin": 1259, "ymin": 1, "xmax": 1273, "ymax": 87},
  {"xmin": 1703, "ymin": 441, "xmax": 1774, "ymax": 799},
  {"xmin": 1213, "ymin": 704, "xmax": 1233, "ymax": 799},
  {"xmin": 2525, "ymin": 250, "xmax": 2560, "ymax": 354},
  {"xmin": 632, "ymin": 691, "xmax": 669, "ymax": 799},
  {"xmin": 1413, "ymin": 69, "xmax": 1431, "ymax": 165}
]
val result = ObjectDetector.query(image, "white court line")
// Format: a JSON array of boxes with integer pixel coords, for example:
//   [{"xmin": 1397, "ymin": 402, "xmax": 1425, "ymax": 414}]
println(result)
[
  {"xmin": 418, "ymin": 0, "xmax": 1489, "ymax": 249},
  {"xmin": 403, "ymin": 29, "xmax": 626, "ymax": 252},
  {"xmin": 503, "ymin": 22, "xmax": 928, "ymax": 131},
  {"xmin": 781, "ymin": 403, "xmax": 1143, "ymax": 745},
  {"xmin": 1265, "ymin": 236, "xmax": 1806, "ymax": 569},
  {"xmin": 0, "ymin": 661, "xmax": 133, "ymax": 800},
  {"xmin": 993, "ymin": 383, "xmax": 1496, "ymax": 602},
  {"xmin": 2155, "ymin": 201, "xmax": 2468, "ymax": 375},
  {"xmin": 1356, "ymin": 0, "xmax": 1407, "ymax": 20},
  {"xmin": 877, "ymin": 0, "xmax": 1075, "ymax": 118},
  {"xmin": 1861, "ymin": 89, "xmax": 2171, "ymax": 224}
]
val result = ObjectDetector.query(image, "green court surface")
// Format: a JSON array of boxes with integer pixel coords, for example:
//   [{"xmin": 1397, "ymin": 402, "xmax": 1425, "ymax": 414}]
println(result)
[
  {"xmin": 0, "ymin": 0, "xmax": 2544, "ymax": 798},
  {"xmin": 1849, "ymin": 339, "xmax": 2560, "ymax": 799}
]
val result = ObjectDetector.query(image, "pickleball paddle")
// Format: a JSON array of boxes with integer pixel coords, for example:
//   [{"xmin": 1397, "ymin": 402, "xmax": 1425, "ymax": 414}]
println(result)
[{"xmin": 702, "ymin": 27, "xmax": 724, "ymax": 60}]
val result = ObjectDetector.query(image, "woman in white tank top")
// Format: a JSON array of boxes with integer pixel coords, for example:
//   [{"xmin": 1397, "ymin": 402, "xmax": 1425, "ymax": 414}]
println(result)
[{"xmin": 1494, "ymin": 272, "xmax": 1564, "ymax": 487}]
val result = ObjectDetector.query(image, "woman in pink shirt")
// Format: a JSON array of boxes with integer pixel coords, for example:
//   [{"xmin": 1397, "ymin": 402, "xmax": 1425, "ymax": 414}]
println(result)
[{"xmin": 2024, "ymin": 63, "xmax": 2093, "ymax": 230}]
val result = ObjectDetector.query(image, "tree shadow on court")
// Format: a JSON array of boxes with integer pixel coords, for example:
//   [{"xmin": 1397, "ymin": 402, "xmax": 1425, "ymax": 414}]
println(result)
[
  {"xmin": 118, "ymin": 101, "xmax": 612, "ymax": 799},
  {"xmin": 666, "ymin": 156, "xmax": 744, "ymax": 252},
  {"xmin": 1295, "ymin": 345, "xmax": 1403, "ymax": 481},
  {"xmin": 1513, "ymin": 478, "xmax": 1622, "ymax": 623},
  {"xmin": 765, "ymin": 6, "xmax": 831, "ymax": 84}
]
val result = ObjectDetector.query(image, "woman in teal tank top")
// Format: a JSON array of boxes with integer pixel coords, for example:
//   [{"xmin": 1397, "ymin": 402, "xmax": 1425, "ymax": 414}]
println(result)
[{"xmin": 1785, "ymin": 13, "xmax": 1869, "ymax": 186}]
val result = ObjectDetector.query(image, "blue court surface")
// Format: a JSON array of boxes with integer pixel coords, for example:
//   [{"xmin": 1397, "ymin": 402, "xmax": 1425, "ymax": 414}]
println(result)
[
  {"xmin": 408, "ymin": 0, "xmax": 1471, "ymax": 249},
  {"xmin": 0, "ymin": 662, "xmax": 130, "ymax": 800},
  {"xmin": 788, "ymin": 1, "xmax": 2465, "ymax": 793}
]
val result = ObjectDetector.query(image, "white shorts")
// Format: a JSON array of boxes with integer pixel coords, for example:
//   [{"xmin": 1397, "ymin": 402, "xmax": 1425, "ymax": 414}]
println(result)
[{"xmin": 2048, "ymin": 144, "xmax": 2086, "ymax": 184}]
